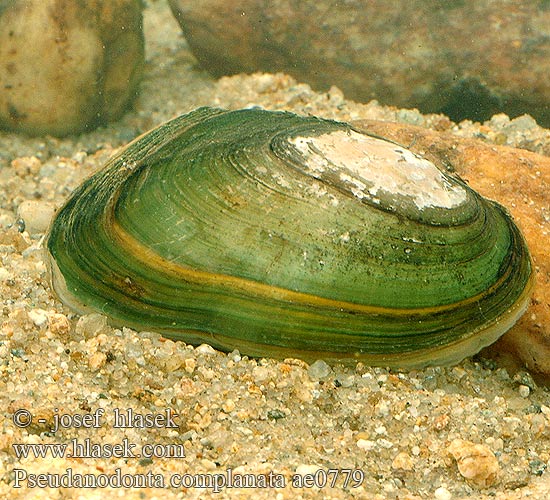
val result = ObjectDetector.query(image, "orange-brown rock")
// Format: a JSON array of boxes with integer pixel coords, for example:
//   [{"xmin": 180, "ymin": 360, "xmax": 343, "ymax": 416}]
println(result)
[{"xmin": 352, "ymin": 119, "xmax": 550, "ymax": 382}]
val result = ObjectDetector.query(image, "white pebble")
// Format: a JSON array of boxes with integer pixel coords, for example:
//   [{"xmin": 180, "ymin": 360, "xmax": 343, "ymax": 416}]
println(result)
[
  {"xmin": 518, "ymin": 385, "xmax": 530, "ymax": 398},
  {"xmin": 295, "ymin": 464, "xmax": 319, "ymax": 476},
  {"xmin": 376, "ymin": 401, "xmax": 390, "ymax": 416},
  {"xmin": 229, "ymin": 349, "xmax": 241, "ymax": 362},
  {"xmin": 28, "ymin": 308, "xmax": 48, "ymax": 327},
  {"xmin": 434, "ymin": 486, "xmax": 452, "ymax": 500},
  {"xmin": 17, "ymin": 200, "xmax": 56, "ymax": 235},
  {"xmin": 76, "ymin": 314, "xmax": 108, "ymax": 339},
  {"xmin": 252, "ymin": 365, "xmax": 270, "ymax": 383},
  {"xmin": 375, "ymin": 425, "xmax": 387, "ymax": 435},
  {"xmin": 196, "ymin": 343, "xmax": 217, "ymax": 355},
  {"xmin": 377, "ymin": 439, "xmax": 394, "ymax": 449},
  {"xmin": 357, "ymin": 439, "xmax": 375, "ymax": 451},
  {"xmin": 307, "ymin": 359, "xmax": 331, "ymax": 379},
  {"xmin": 0, "ymin": 267, "xmax": 12, "ymax": 281},
  {"xmin": 200, "ymin": 459, "xmax": 217, "ymax": 470}
]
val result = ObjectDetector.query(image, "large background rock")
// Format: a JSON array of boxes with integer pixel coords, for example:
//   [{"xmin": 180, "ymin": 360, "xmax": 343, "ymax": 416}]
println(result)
[{"xmin": 169, "ymin": 0, "xmax": 550, "ymax": 126}]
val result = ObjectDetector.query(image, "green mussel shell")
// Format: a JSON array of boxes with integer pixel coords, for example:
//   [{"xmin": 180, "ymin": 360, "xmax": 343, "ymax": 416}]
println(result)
[{"xmin": 46, "ymin": 107, "xmax": 534, "ymax": 368}]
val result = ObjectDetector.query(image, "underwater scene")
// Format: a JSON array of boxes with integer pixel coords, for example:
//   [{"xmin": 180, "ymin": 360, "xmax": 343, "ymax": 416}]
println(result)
[{"xmin": 0, "ymin": 1, "xmax": 549, "ymax": 498}]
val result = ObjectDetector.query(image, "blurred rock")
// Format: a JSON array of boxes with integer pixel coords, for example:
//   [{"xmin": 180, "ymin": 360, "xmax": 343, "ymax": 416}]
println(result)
[
  {"xmin": 0, "ymin": 0, "xmax": 144, "ymax": 136},
  {"xmin": 169, "ymin": 0, "xmax": 550, "ymax": 125}
]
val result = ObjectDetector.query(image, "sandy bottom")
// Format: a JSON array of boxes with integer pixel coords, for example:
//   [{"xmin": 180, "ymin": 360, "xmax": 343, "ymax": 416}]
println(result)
[{"xmin": 1, "ymin": 2, "xmax": 549, "ymax": 499}]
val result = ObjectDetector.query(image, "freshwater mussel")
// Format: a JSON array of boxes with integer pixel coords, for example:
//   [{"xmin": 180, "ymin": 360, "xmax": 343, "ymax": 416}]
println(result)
[{"xmin": 46, "ymin": 107, "xmax": 534, "ymax": 368}]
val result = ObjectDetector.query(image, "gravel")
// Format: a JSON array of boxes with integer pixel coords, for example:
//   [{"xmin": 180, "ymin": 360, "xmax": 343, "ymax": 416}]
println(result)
[{"xmin": 1, "ymin": 1, "xmax": 549, "ymax": 498}]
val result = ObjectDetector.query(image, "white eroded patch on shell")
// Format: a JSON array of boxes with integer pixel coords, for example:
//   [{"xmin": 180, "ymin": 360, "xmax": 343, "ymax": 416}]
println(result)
[{"xmin": 289, "ymin": 130, "xmax": 467, "ymax": 210}]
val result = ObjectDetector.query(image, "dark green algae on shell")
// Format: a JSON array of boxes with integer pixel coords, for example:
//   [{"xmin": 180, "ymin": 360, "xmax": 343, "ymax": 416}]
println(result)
[{"xmin": 46, "ymin": 107, "xmax": 534, "ymax": 368}]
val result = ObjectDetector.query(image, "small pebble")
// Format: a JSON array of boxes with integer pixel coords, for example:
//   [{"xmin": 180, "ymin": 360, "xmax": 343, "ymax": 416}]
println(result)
[
  {"xmin": 378, "ymin": 439, "xmax": 394, "ymax": 449},
  {"xmin": 448, "ymin": 439, "xmax": 499, "ymax": 487},
  {"xmin": 513, "ymin": 371, "xmax": 536, "ymax": 391},
  {"xmin": 518, "ymin": 385, "xmax": 530, "ymax": 398},
  {"xmin": 375, "ymin": 424, "xmax": 387, "ymax": 435},
  {"xmin": 0, "ymin": 267, "xmax": 12, "ymax": 282},
  {"xmin": 392, "ymin": 451, "xmax": 414, "ymax": 471},
  {"xmin": 434, "ymin": 486, "xmax": 452, "ymax": 500},
  {"xmin": 75, "ymin": 314, "xmax": 109, "ymax": 340},
  {"xmin": 229, "ymin": 349, "xmax": 241, "ymax": 362},
  {"xmin": 11, "ymin": 156, "xmax": 41, "ymax": 177},
  {"xmin": 88, "ymin": 352, "xmax": 107, "ymax": 371},
  {"xmin": 222, "ymin": 399, "xmax": 235, "ymax": 413},
  {"xmin": 357, "ymin": 439, "xmax": 375, "ymax": 451},
  {"xmin": 252, "ymin": 365, "xmax": 271, "ymax": 383},
  {"xmin": 433, "ymin": 413, "xmax": 450, "ymax": 431},
  {"xmin": 295, "ymin": 464, "xmax": 319, "ymax": 476},
  {"xmin": 307, "ymin": 359, "xmax": 331, "ymax": 379},
  {"xmin": 201, "ymin": 459, "xmax": 217, "ymax": 470},
  {"xmin": 183, "ymin": 358, "xmax": 196, "ymax": 374},
  {"xmin": 47, "ymin": 313, "xmax": 71, "ymax": 338},
  {"xmin": 335, "ymin": 374, "xmax": 355, "ymax": 387},
  {"xmin": 195, "ymin": 343, "xmax": 217, "ymax": 355},
  {"xmin": 28, "ymin": 308, "xmax": 48, "ymax": 327},
  {"xmin": 529, "ymin": 459, "xmax": 547, "ymax": 476},
  {"xmin": 267, "ymin": 409, "xmax": 286, "ymax": 420},
  {"xmin": 16, "ymin": 200, "xmax": 56, "ymax": 235}
]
